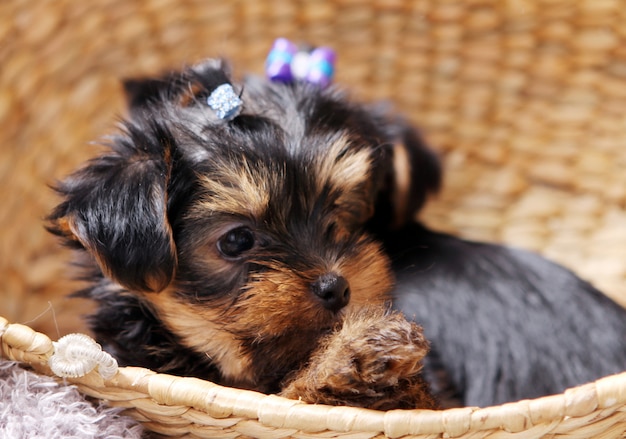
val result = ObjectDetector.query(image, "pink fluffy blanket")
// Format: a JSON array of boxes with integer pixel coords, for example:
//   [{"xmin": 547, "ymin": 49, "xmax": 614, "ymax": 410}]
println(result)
[{"xmin": 0, "ymin": 359, "xmax": 143, "ymax": 438}]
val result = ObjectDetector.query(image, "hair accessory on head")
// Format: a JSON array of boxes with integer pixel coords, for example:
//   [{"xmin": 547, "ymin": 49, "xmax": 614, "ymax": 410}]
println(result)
[
  {"xmin": 266, "ymin": 38, "xmax": 336, "ymax": 88},
  {"xmin": 207, "ymin": 83, "xmax": 243, "ymax": 120},
  {"xmin": 266, "ymin": 38, "xmax": 298, "ymax": 83}
]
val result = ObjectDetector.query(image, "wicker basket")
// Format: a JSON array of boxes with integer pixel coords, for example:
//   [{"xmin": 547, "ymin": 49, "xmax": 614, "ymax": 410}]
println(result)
[
  {"xmin": 2, "ymin": 316, "xmax": 626, "ymax": 439},
  {"xmin": 2, "ymin": 0, "xmax": 626, "ymax": 437}
]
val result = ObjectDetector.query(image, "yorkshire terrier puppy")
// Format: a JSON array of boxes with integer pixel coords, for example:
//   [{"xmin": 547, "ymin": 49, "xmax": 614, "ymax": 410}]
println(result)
[
  {"xmin": 48, "ymin": 57, "xmax": 626, "ymax": 410},
  {"xmin": 47, "ymin": 59, "xmax": 437, "ymax": 410}
]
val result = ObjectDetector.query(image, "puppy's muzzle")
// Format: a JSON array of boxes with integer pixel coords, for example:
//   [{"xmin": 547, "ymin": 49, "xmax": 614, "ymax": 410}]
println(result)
[{"xmin": 310, "ymin": 273, "xmax": 351, "ymax": 312}]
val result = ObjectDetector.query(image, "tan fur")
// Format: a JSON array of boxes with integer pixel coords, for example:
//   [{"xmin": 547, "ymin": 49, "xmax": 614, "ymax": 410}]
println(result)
[
  {"xmin": 178, "ymin": 81, "xmax": 205, "ymax": 107},
  {"xmin": 146, "ymin": 288, "xmax": 256, "ymax": 386},
  {"xmin": 195, "ymin": 159, "xmax": 271, "ymax": 218},
  {"xmin": 337, "ymin": 238, "xmax": 394, "ymax": 307},
  {"xmin": 392, "ymin": 142, "xmax": 411, "ymax": 228},
  {"xmin": 280, "ymin": 307, "xmax": 438, "ymax": 410},
  {"xmin": 230, "ymin": 241, "xmax": 392, "ymax": 339},
  {"xmin": 144, "ymin": 235, "xmax": 393, "ymax": 389},
  {"xmin": 317, "ymin": 136, "xmax": 372, "ymax": 192},
  {"xmin": 316, "ymin": 136, "xmax": 376, "ymax": 225}
]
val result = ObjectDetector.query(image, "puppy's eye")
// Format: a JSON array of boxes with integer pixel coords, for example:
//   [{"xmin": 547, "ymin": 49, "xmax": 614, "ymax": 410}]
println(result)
[{"xmin": 217, "ymin": 227, "xmax": 255, "ymax": 258}]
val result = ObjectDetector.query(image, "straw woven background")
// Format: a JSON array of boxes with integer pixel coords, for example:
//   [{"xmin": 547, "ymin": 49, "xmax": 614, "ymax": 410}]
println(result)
[{"xmin": 2, "ymin": 0, "xmax": 626, "ymax": 342}]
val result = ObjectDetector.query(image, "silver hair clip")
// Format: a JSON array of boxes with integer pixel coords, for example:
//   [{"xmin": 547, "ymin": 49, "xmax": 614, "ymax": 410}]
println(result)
[{"xmin": 207, "ymin": 83, "xmax": 243, "ymax": 120}]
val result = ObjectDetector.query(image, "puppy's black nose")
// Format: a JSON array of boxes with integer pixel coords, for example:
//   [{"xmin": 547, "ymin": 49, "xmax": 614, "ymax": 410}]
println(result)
[{"xmin": 311, "ymin": 273, "xmax": 351, "ymax": 312}]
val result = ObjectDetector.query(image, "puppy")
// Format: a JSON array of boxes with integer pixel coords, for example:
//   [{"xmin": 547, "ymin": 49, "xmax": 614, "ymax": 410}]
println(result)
[
  {"xmin": 47, "ymin": 58, "xmax": 626, "ymax": 410},
  {"xmin": 47, "ymin": 59, "xmax": 437, "ymax": 410}
]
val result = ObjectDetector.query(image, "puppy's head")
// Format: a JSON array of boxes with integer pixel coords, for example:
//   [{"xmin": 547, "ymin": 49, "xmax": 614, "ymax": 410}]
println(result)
[{"xmin": 48, "ymin": 59, "xmax": 440, "ymax": 390}]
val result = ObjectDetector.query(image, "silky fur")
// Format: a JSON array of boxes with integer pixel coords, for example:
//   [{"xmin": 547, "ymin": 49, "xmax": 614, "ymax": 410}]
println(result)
[
  {"xmin": 47, "ymin": 59, "xmax": 438, "ymax": 407},
  {"xmin": 281, "ymin": 307, "xmax": 437, "ymax": 410},
  {"xmin": 48, "ymin": 58, "xmax": 626, "ymax": 409}
]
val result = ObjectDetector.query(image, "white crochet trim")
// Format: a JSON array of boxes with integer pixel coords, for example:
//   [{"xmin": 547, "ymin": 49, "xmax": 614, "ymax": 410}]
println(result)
[{"xmin": 49, "ymin": 333, "xmax": 118, "ymax": 380}]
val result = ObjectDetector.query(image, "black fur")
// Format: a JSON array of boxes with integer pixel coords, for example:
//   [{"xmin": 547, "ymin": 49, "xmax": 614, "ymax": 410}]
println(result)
[
  {"xmin": 383, "ymin": 223, "xmax": 626, "ymax": 407},
  {"xmin": 48, "ymin": 59, "xmax": 626, "ymax": 407}
]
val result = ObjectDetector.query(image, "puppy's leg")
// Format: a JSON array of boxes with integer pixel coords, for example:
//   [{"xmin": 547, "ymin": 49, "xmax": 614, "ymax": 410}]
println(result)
[{"xmin": 280, "ymin": 308, "xmax": 438, "ymax": 410}]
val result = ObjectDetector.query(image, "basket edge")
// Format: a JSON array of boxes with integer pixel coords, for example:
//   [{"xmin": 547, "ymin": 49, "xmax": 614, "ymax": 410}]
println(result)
[{"xmin": 2, "ymin": 315, "xmax": 626, "ymax": 438}]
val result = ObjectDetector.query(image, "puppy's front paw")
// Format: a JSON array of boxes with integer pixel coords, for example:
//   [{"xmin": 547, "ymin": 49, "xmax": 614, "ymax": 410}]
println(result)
[{"xmin": 280, "ymin": 308, "xmax": 437, "ymax": 410}]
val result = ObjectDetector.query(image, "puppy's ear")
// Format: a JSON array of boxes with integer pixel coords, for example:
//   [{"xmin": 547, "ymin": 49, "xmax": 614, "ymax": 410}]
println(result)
[
  {"xmin": 122, "ymin": 77, "xmax": 169, "ymax": 113},
  {"xmin": 391, "ymin": 123, "xmax": 442, "ymax": 227},
  {"xmin": 48, "ymin": 121, "xmax": 178, "ymax": 293},
  {"xmin": 122, "ymin": 58, "xmax": 233, "ymax": 115},
  {"xmin": 372, "ymin": 120, "xmax": 442, "ymax": 230}
]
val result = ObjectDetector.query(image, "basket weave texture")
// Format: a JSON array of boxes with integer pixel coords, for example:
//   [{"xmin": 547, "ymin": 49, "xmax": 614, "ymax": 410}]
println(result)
[
  {"xmin": 1, "ymin": 0, "xmax": 626, "ymax": 438},
  {"xmin": 2, "ymin": 316, "xmax": 626, "ymax": 439}
]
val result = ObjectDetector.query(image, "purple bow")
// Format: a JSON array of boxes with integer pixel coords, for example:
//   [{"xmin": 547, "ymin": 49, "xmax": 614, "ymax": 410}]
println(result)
[{"xmin": 265, "ymin": 38, "xmax": 336, "ymax": 88}]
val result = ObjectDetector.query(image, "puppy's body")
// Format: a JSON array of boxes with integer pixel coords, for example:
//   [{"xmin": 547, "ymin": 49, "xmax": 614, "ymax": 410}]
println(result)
[
  {"xmin": 385, "ymin": 224, "xmax": 626, "ymax": 407},
  {"xmin": 48, "ymin": 59, "xmax": 626, "ymax": 409}
]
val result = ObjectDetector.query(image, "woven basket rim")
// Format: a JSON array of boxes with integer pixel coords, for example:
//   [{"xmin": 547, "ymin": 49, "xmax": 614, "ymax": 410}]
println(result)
[{"xmin": 2, "ymin": 315, "xmax": 626, "ymax": 438}]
